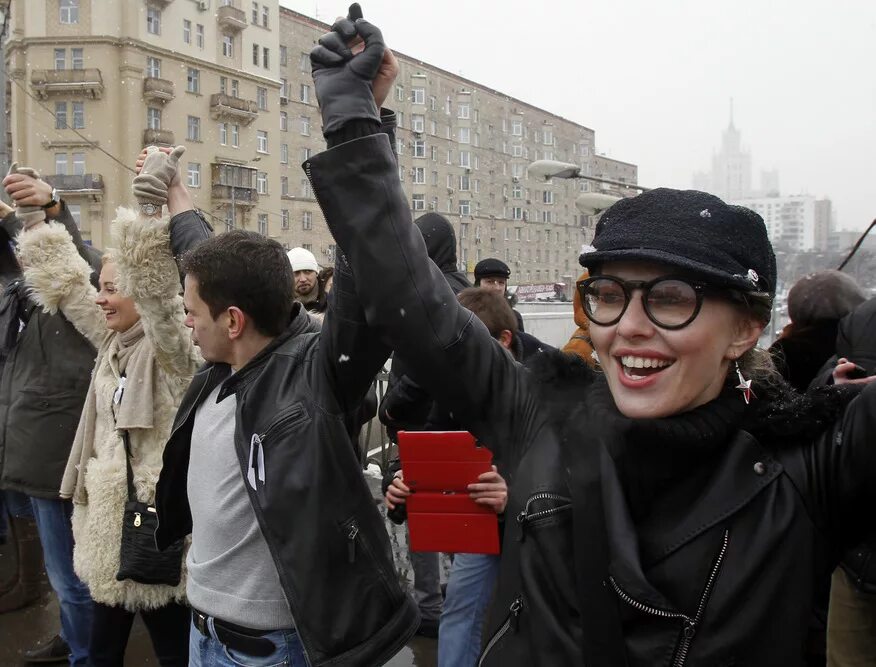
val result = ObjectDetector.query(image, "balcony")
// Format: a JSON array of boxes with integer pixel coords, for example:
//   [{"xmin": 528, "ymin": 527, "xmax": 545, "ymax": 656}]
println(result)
[
  {"xmin": 147, "ymin": 0, "xmax": 174, "ymax": 6},
  {"xmin": 45, "ymin": 173, "xmax": 104, "ymax": 202},
  {"xmin": 211, "ymin": 184, "xmax": 258, "ymax": 207},
  {"xmin": 209, "ymin": 93, "xmax": 259, "ymax": 125},
  {"xmin": 31, "ymin": 68, "xmax": 103, "ymax": 99},
  {"xmin": 142, "ymin": 128, "xmax": 175, "ymax": 146},
  {"xmin": 217, "ymin": 4, "xmax": 247, "ymax": 31},
  {"xmin": 142, "ymin": 77, "xmax": 175, "ymax": 103}
]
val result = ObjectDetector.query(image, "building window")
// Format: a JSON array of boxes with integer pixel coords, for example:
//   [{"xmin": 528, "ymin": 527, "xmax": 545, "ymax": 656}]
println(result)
[
  {"xmin": 146, "ymin": 57, "xmax": 161, "ymax": 78},
  {"xmin": 301, "ymin": 179, "xmax": 313, "ymax": 198},
  {"xmin": 186, "ymin": 115, "xmax": 200, "ymax": 141},
  {"xmin": 281, "ymin": 209, "xmax": 290, "ymax": 230},
  {"xmin": 72, "ymin": 101, "xmax": 85, "ymax": 129},
  {"xmin": 55, "ymin": 153, "xmax": 67, "ymax": 175},
  {"xmin": 280, "ymin": 46, "xmax": 287, "ymax": 66},
  {"xmin": 256, "ymin": 171, "xmax": 268, "ymax": 194},
  {"xmin": 262, "ymin": 5, "xmax": 269, "ymax": 27},
  {"xmin": 147, "ymin": 7, "xmax": 161, "ymax": 35},
  {"xmin": 251, "ymin": 1, "xmax": 259, "ymax": 24},
  {"xmin": 412, "ymin": 87, "xmax": 425, "ymax": 105},
  {"xmin": 395, "ymin": 85, "xmax": 404, "ymax": 102},
  {"xmin": 231, "ymin": 79, "xmax": 239, "ymax": 97},
  {"xmin": 187, "ymin": 163, "xmax": 201, "ymax": 188},
  {"xmin": 71, "ymin": 48, "xmax": 83, "ymax": 69},
  {"xmin": 222, "ymin": 35, "xmax": 234, "ymax": 58},
  {"xmin": 280, "ymin": 143, "xmax": 288, "ymax": 164},
  {"xmin": 72, "ymin": 152, "xmax": 85, "ymax": 175},
  {"xmin": 459, "ymin": 151, "xmax": 471, "ymax": 168},
  {"xmin": 187, "ymin": 68, "xmax": 200, "ymax": 94},
  {"xmin": 147, "ymin": 107, "xmax": 161, "ymax": 130},
  {"xmin": 458, "ymin": 127, "xmax": 470, "ymax": 144},
  {"xmin": 54, "ymin": 49, "xmax": 66, "ymax": 70},
  {"xmin": 59, "ymin": 0, "xmax": 79, "ymax": 24},
  {"xmin": 543, "ymin": 190, "xmax": 554, "ymax": 204},
  {"xmin": 196, "ymin": 24, "xmax": 205, "ymax": 49},
  {"xmin": 280, "ymin": 176, "xmax": 289, "ymax": 196},
  {"xmin": 398, "ymin": 166, "xmax": 404, "ymax": 182},
  {"xmin": 299, "ymin": 52, "xmax": 310, "ymax": 72},
  {"xmin": 411, "ymin": 114, "xmax": 424, "ymax": 133},
  {"xmin": 231, "ymin": 124, "xmax": 239, "ymax": 147},
  {"xmin": 412, "ymin": 194, "xmax": 425, "ymax": 211},
  {"xmin": 258, "ymin": 213, "xmax": 268, "ymax": 236},
  {"xmin": 300, "ymin": 116, "xmax": 310, "ymax": 136},
  {"xmin": 68, "ymin": 204, "xmax": 81, "ymax": 228},
  {"xmin": 429, "ymin": 95, "xmax": 436, "ymax": 111},
  {"xmin": 512, "ymin": 207, "xmax": 523, "ymax": 221},
  {"xmin": 302, "ymin": 211, "xmax": 313, "ymax": 230},
  {"xmin": 412, "ymin": 140, "xmax": 425, "ymax": 158},
  {"xmin": 257, "ymin": 87, "xmax": 268, "ymax": 110},
  {"xmin": 412, "ymin": 167, "xmax": 425, "ymax": 184},
  {"xmin": 183, "ymin": 19, "xmax": 191, "ymax": 44},
  {"xmin": 512, "ymin": 120, "xmax": 522, "ymax": 136},
  {"xmin": 263, "ymin": 47, "xmax": 269, "ymax": 69},
  {"xmin": 458, "ymin": 103, "xmax": 470, "ymax": 119},
  {"xmin": 252, "ymin": 43, "xmax": 259, "ymax": 66},
  {"xmin": 219, "ymin": 122, "xmax": 227, "ymax": 145},
  {"xmin": 279, "ymin": 78, "xmax": 288, "ymax": 101},
  {"xmin": 541, "ymin": 211, "xmax": 552, "ymax": 223},
  {"xmin": 280, "ymin": 111, "xmax": 288, "ymax": 131},
  {"xmin": 300, "ymin": 147, "xmax": 311, "ymax": 162},
  {"xmin": 459, "ymin": 200, "xmax": 471, "ymax": 216},
  {"xmin": 257, "ymin": 130, "xmax": 268, "ymax": 153},
  {"xmin": 512, "ymin": 144, "xmax": 523, "ymax": 158},
  {"xmin": 543, "ymin": 128, "xmax": 553, "ymax": 145},
  {"xmin": 299, "ymin": 84, "xmax": 310, "ymax": 104},
  {"xmin": 459, "ymin": 174, "xmax": 470, "ymax": 191}
]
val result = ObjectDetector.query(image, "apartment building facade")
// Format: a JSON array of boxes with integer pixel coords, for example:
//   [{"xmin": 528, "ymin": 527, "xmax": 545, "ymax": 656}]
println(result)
[
  {"xmin": 733, "ymin": 194, "xmax": 832, "ymax": 252},
  {"xmin": 6, "ymin": 0, "xmax": 282, "ymax": 249},
  {"xmin": 5, "ymin": 1, "xmax": 637, "ymax": 284}
]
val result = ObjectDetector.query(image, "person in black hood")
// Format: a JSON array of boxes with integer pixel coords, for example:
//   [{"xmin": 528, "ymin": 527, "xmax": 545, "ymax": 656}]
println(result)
[
  {"xmin": 414, "ymin": 212, "xmax": 469, "ymax": 293},
  {"xmin": 378, "ymin": 211, "xmax": 469, "ymax": 638}
]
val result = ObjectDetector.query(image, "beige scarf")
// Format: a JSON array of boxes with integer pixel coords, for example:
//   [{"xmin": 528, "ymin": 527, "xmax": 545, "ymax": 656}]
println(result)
[{"xmin": 60, "ymin": 319, "xmax": 156, "ymax": 503}]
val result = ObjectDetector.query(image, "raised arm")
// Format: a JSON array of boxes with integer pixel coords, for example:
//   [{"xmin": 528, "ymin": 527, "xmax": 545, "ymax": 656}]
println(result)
[
  {"xmin": 5, "ymin": 168, "xmax": 105, "ymax": 347},
  {"xmin": 306, "ymin": 16, "xmax": 535, "ymax": 457}
]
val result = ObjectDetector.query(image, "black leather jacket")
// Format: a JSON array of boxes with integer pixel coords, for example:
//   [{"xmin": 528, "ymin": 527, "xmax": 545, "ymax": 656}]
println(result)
[
  {"xmin": 306, "ymin": 132, "xmax": 876, "ymax": 666},
  {"xmin": 154, "ymin": 257, "xmax": 419, "ymax": 666}
]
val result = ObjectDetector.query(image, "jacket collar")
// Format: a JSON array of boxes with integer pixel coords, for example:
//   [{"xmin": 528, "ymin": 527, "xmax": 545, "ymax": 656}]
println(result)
[{"xmin": 216, "ymin": 302, "xmax": 316, "ymax": 402}]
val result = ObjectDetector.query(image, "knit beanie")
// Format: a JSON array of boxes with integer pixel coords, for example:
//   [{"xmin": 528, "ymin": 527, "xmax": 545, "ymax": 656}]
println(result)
[
  {"xmin": 787, "ymin": 270, "xmax": 866, "ymax": 324},
  {"xmin": 580, "ymin": 188, "xmax": 776, "ymax": 298},
  {"xmin": 287, "ymin": 247, "xmax": 319, "ymax": 273}
]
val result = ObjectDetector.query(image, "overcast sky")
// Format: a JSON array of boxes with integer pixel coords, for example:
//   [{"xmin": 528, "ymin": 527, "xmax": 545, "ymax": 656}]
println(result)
[{"xmin": 281, "ymin": 0, "xmax": 876, "ymax": 232}]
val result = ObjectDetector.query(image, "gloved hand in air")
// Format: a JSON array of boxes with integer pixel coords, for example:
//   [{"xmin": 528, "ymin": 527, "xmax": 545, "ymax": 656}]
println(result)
[
  {"xmin": 310, "ymin": 4, "xmax": 388, "ymax": 137},
  {"xmin": 132, "ymin": 145, "xmax": 185, "ymax": 210}
]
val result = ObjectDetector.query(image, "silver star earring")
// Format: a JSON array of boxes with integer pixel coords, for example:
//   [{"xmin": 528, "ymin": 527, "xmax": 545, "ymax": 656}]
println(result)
[{"xmin": 734, "ymin": 360, "xmax": 755, "ymax": 404}]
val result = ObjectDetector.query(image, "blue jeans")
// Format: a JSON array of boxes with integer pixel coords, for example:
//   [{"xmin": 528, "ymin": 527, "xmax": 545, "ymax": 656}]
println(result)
[
  {"xmin": 29, "ymin": 496, "xmax": 93, "ymax": 666},
  {"xmin": 189, "ymin": 620, "xmax": 308, "ymax": 667},
  {"xmin": 438, "ymin": 553, "xmax": 501, "ymax": 667}
]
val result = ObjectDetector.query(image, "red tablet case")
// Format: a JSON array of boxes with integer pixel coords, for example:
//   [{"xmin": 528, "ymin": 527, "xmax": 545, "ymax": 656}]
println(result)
[{"xmin": 397, "ymin": 431, "xmax": 500, "ymax": 555}]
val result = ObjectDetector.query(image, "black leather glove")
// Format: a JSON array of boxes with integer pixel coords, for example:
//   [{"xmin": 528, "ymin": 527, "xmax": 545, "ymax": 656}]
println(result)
[{"xmin": 310, "ymin": 9, "xmax": 384, "ymax": 137}]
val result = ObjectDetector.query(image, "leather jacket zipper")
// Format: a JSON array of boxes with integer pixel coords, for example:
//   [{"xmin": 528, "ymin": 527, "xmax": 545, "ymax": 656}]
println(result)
[
  {"xmin": 516, "ymin": 492, "xmax": 571, "ymax": 542},
  {"xmin": 610, "ymin": 529, "xmax": 730, "ymax": 667},
  {"xmin": 478, "ymin": 596, "xmax": 523, "ymax": 666},
  {"xmin": 346, "ymin": 520, "xmax": 359, "ymax": 564}
]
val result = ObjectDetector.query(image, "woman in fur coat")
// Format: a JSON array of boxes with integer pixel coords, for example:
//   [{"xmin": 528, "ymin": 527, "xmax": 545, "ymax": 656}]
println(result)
[{"xmin": 16, "ymin": 147, "xmax": 208, "ymax": 665}]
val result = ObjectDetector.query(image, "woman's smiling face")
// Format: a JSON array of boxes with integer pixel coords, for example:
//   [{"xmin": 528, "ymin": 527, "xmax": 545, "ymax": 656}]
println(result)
[{"xmin": 589, "ymin": 261, "xmax": 763, "ymax": 419}]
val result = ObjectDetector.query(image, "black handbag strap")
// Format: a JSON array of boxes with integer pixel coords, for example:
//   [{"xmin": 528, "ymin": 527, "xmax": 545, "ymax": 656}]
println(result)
[{"xmin": 122, "ymin": 430, "xmax": 137, "ymax": 503}]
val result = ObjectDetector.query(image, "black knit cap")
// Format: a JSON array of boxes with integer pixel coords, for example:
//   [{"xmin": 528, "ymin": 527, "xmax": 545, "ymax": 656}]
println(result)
[
  {"xmin": 580, "ymin": 188, "xmax": 776, "ymax": 297},
  {"xmin": 474, "ymin": 257, "xmax": 511, "ymax": 280}
]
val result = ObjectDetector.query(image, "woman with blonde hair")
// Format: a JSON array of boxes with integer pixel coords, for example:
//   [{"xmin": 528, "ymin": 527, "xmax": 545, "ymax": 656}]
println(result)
[{"xmin": 15, "ymin": 146, "xmax": 210, "ymax": 665}]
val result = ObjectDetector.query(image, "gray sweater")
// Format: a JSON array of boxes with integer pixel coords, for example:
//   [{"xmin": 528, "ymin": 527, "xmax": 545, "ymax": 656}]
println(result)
[{"xmin": 186, "ymin": 383, "xmax": 295, "ymax": 630}]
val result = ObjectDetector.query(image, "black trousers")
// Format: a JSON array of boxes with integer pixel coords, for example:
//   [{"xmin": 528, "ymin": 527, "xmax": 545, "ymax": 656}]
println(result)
[{"xmin": 89, "ymin": 600, "xmax": 190, "ymax": 666}]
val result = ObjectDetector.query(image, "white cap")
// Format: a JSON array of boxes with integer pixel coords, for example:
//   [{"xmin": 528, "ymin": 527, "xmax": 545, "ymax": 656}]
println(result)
[{"xmin": 287, "ymin": 247, "xmax": 319, "ymax": 273}]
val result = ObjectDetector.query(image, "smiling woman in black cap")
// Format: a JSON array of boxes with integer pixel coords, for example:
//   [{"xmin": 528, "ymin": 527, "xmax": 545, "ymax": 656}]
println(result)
[{"xmin": 304, "ymin": 16, "xmax": 876, "ymax": 666}]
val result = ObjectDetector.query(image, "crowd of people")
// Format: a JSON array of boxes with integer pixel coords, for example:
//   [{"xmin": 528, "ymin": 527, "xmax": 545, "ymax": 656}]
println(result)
[{"xmin": 1, "ymin": 5, "xmax": 875, "ymax": 667}]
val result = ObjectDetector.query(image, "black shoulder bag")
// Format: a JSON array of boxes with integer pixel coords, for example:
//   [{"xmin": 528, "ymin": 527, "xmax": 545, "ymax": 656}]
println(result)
[{"xmin": 116, "ymin": 430, "xmax": 184, "ymax": 586}]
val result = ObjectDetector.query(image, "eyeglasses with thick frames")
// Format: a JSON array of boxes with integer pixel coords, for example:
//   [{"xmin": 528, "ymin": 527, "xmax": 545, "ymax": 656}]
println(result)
[{"xmin": 577, "ymin": 275, "xmax": 739, "ymax": 330}]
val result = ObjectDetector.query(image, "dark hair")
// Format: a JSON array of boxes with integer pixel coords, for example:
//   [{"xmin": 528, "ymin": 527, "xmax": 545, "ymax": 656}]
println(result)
[
  {"xmin": 181, "ymin": 230, "xmax": 293, "ymax": 337},
  {"xmin": 457, "ymin": 287, "xmax": 518, "ymax": 339}
]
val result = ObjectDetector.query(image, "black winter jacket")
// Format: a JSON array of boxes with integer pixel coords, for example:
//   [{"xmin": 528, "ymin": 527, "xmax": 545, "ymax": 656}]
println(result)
[
  {"xmin": 154, "ymin": 256, "xmax": 419, "ymax": 666},
  {"xmin": 306, "ymin": 133, "xmax": 876, "ymax": 666},
  {"xmin": 0, "ymin": 204, "xmax": 100, "ymax": 498}
]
